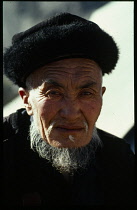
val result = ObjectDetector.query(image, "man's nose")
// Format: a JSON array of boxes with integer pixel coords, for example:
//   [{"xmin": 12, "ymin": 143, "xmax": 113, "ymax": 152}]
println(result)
[{"xmin": 59, "ymin": 98, "xmax": 81, "ymax": 121}]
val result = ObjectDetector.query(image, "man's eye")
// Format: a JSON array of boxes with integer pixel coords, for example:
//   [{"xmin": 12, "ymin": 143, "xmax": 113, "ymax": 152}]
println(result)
[
  {"xmin": 80, "ymin": 91, "xmax": 92, "ymax": 96},
  {"xmin": 46, "ymin": 90, "xmax": 62, "ymax": 98}
]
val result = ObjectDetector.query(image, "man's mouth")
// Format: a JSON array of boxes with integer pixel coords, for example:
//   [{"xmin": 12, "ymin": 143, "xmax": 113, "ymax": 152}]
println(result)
[{"xmin": 55, "ymin": 125, "xmax": 84, "ymax": 133}]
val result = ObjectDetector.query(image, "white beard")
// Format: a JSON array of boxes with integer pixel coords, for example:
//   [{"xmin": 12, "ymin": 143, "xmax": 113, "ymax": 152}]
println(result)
[{"xmin": 29, "ymin": 119, "xmax": 102, "ymax": 175}]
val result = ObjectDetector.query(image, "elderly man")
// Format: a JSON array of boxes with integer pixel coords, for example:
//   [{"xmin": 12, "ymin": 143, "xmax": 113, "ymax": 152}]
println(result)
[{"xmin": 3, "ymin": 13, "xmax": 135, "ymax": 206}]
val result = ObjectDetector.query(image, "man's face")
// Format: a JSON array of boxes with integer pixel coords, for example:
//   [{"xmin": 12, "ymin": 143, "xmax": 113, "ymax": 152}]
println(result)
[{"xmin": 20, "ymin": 58, "xmax": 105, "ymax": 148}]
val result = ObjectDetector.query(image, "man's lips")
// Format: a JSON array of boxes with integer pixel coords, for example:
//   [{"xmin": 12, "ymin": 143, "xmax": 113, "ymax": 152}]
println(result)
[{"xmin": 55, "ymin": 125, "xmax": 84, "ymax": 133}]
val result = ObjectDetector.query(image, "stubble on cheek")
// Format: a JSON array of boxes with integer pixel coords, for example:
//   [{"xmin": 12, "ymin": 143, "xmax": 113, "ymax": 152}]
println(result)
[
  {"xmin": 31, "ymin": 99, "xmax": 50, "ymax": 142},
  {"xmin": 39, "ymin": 117, "xmax": 47, "ymax": 140},
  {"xmin": 31, "ymin": 105, "xmax": 46, "ymax": 142}
]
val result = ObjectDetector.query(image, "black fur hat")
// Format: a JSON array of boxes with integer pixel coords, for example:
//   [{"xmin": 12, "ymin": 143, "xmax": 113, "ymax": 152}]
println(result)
[{"xmin": 4, "ymin": 12, "xmax": 119, "ymax": 87}]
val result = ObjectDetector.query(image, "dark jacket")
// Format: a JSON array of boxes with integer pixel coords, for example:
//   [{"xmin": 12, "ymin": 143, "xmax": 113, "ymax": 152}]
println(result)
[{"xmin": 3, "ymin": 109, "xmax": 135, "ymax": 207}]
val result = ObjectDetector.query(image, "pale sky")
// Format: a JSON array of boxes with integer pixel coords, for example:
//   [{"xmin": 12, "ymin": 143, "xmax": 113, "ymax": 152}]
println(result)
[{"xmin": 91, "ymin": 1, "xmax": 134, "ymax": 137}]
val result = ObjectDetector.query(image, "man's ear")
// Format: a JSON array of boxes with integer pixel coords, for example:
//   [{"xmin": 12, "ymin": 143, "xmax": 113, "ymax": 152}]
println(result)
[
  {"xmin": 102, "ymin": 86, "xmax": 106, "ymax": 96},
  {"xmin": 18, "ymin": 87, "xmax": 33, "ymax": 116}
]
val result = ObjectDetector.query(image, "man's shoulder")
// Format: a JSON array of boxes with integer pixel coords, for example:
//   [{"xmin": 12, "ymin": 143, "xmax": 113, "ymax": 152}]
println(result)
[
  {"xmin": 3, "ymin": 109, "xmax": 32, "ymax": 167},
  {"xmin": 97, "ymin": 128, "xmax": 127, "ymax": 146},
  {"xmin": 3, "ymin": 108, "xmax": 30, "ymax": 140},
  {"xmin": 96, "ymin": 128, "xmax": 134, "ymax": 164},
  {"xmin": 96, "ymin": 129, "xmax": 135, "ymax": 206}
]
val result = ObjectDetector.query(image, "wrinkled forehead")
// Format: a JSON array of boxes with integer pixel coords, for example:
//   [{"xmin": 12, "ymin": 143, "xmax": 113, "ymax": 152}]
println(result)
[{"xmin": 26, "ymin": 58, "xmax": 103, "ymax": 89}]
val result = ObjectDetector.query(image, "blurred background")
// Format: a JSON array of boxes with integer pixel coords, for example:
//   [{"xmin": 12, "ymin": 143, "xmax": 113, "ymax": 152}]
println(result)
[{"xmin": 3, "ymin": 1, "xmax": 134, "ymax": 152}]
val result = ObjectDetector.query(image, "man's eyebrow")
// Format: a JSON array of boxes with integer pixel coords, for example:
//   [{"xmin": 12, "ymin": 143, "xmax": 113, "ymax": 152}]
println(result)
[
  {"xmin": 43, "ymin": 79, "xmax": 63, "ymax": 88},
  {"xmin": 42, "ymin": 79, "xmax": 97, "ymax": 89},
  {"xmin": 79, "ymin": 81, "xmax": 97, "ymax": 89}
]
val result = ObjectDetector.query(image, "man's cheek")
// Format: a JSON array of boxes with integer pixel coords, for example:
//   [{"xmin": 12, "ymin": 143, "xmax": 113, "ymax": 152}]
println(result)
[
  {"xmin": 35, "ymin": 109, "xmax": 52, "ymax": 139},
  {"xmin": 40, "ymin": 101, "xmax": 61, "ymax": 126},
  {"xmin": 36, "ymin": 116, "xmax": 48, "ymax": 141},
  {"xmin": 84, "ymin": 104, "xmax": 100, "ymax": 118}
]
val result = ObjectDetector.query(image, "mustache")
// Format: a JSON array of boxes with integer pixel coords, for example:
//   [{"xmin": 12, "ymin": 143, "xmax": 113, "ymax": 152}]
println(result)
[{"xmin": 47, "ymin": 120, "xmax": 89, "ymax": 135}]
